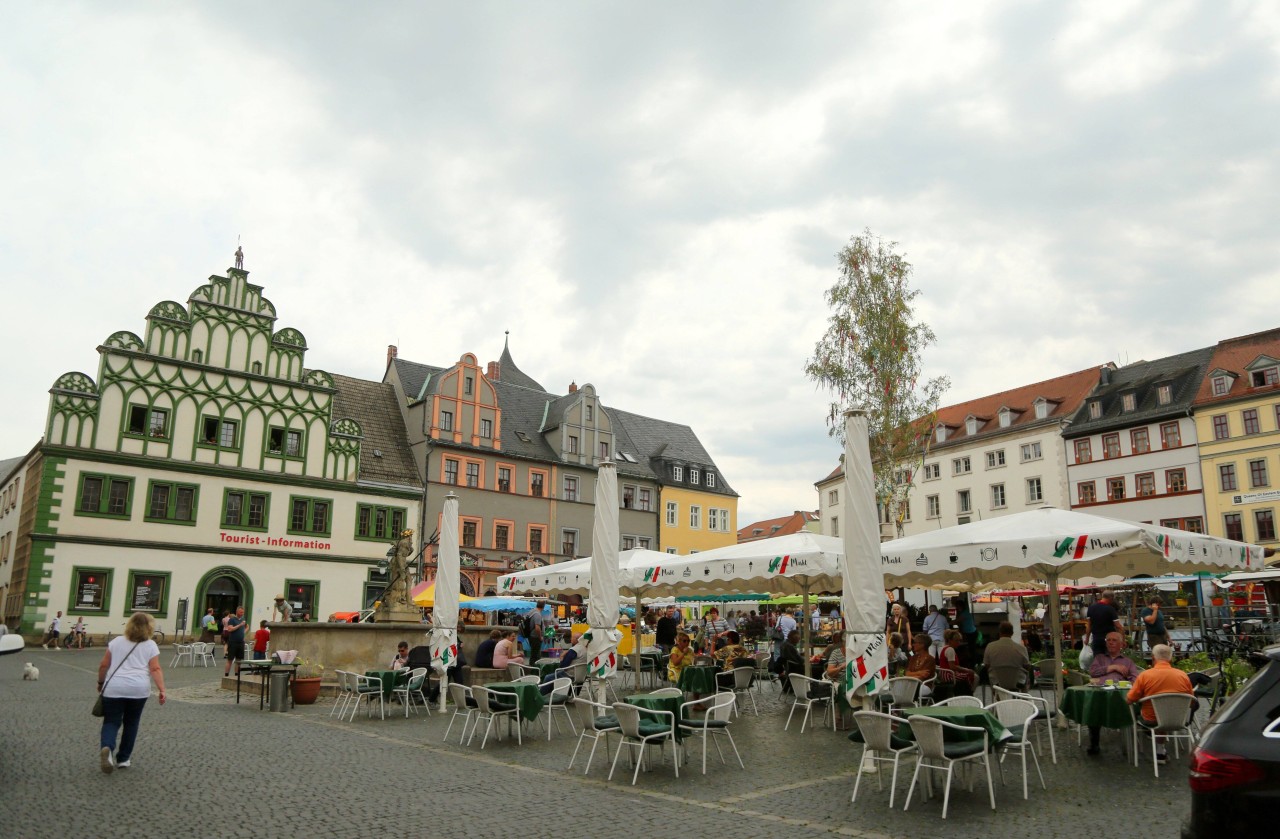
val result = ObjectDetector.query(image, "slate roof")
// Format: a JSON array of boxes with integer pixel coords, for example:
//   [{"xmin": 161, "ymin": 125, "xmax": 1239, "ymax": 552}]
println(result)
[
  {"xmin": 390, "ymin": 358, "xmax": 445, "ymax": 403},
  {"xmin": 0, "ymin": 456, "xmax": 24, "ymax": 486},
  {"xmin": 499, "ymin": 342, "xmax": 546, "ymax": 392},
  {"xmin": 540, "ymin": 392, "xmax": 577, "ymax": 432},
  {"xmin": 1193, "ymin": 328, "xmax": 1280, "ymax": 407},
  {"xmin": 329, "ymin": 373, "xmax": 422, "ymax": 489},
  {"xmin": 1063, "ymin": 345, "xmax": 1214, "ymax": 438}
]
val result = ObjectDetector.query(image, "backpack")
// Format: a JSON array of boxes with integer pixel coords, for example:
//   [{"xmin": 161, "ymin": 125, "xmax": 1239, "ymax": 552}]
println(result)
[{"xmin": 520, "ymin": 613, "xmax": 534, "ymax": 639}]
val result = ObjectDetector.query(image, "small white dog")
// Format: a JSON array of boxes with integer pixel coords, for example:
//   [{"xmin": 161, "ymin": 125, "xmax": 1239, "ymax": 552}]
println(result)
[{"xmin": 23, "ymin": 662, "xmax": 40, "ymax": 681}]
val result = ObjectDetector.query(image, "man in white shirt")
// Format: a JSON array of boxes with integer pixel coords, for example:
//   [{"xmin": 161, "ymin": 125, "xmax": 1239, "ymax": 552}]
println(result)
[
  {"xmin": 43, "ymin": 611, "xmax": 63, "ymax": 650},
  {"xmin": 811, "ymin": 606, "xmax": 821, "ymax": 631},
  {"xmin": 773, "ymin": 611, "xmax": 798, "ymax": 661},
  {"xmin": 922, "ymin": 604, "xmax": 948, "ymax": 657}
]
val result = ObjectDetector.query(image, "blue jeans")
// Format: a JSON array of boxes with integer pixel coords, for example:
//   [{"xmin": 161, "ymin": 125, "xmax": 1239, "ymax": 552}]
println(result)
[{"xmin": 100, "ymin": 696, "xmax": 148, "ymax": 762}]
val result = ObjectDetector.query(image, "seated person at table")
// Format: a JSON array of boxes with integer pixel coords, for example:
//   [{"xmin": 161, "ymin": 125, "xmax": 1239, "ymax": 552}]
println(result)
[
  {"xmin": 668, "ymin": 632, "xmax": 695, "ymax": 683},
  {"xmin": 1127, "ymin": 643, "xmax": 1195, "ymax": 761},
  {"xmin": 938, "ymin": 629, "xmax": 977, "ymax": 695},
  {"xmin": 474, "ymin": 629, "xmax": 501, "ymax": 669},
  {"xmin": 1089, "ymin": 632, "xmax": 1140, "ymax": 685},
  {"xmin": 541, "ymin": 633, "xmax": 586, "ymax": 694},
  {"xmin": 982, "ymin": 621, "xmax": 1031, "ymax": 691},
  {"xmin": 493, "ymin": 630, "xmax": 526, "ymax": 669},
  {"xmin": 904, "ymin": 634, "xmax": 937, "ymax": 700},
  {"xmin": 1023, "ymin": 629, "xmax": 1043, "ymax": 655},
  {"xmin": 776, "ymin": 630, "xmax": 807, "ymax": 694},
  {"xmin": 886, "ymin": 633, "xmax": 908, "ymax": 677},
  {"xmin": 390, "ymin": 641, "xmax": 411, "ymax": 669},
  {"xmin": 713, "ymin": 631, "xmax": 751, "ymax": 670}
]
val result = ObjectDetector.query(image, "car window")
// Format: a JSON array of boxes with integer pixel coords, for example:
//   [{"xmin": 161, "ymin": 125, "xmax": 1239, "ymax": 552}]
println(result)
[{"xmin": 1212, "ymin": 656, "xmax": 1277, "ymax": 726}]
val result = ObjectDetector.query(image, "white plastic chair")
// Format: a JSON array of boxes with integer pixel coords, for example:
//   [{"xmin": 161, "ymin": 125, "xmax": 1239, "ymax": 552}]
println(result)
[
  {"xmin": 349, "ymin": 673, "xmax": 385, "ymax": 721},
  {"xmin": 727, "ymin": 666, "xmax": 758, "ymax": 716},
  {"xmin": 442, "ymin": 683, "xmax": 476, "ymax": 744},
  {"xmin": 986, "ymin": 698, "xmax": 1045, "ymax": 799},
  {"xmin": 392, "ymin": 667, "xmax": 431, "ymax": 718},
  {"xmin": 785, "ymin": 674, "xmax": 834, "ymax": 733},
  {"xmin": 541, "ymin": 676, "xmax": 574, "ymax": 739},
  {"xmin": 507, "ymin": 662, "xmax": 537, "ymax": 681},
  {"xmin": 169, "ymin": 643, "xmax": 193, "ymax": 667},
  {"xmin": 850, "ymin": 710, "xmax": 919, "ymax": 808},
  {"xmin": 470, "ymin": 686, "xmax": 521, "ymax": 749},
  {"xmin": 678, "ymin": 691, "xmax": 743, "ymax": 774},
  {"xmin": 878, "ymin": 676, "xmax": 923, "ymax": 714},
  {"xmin": 329, "ymin": 670, "xmax": 356, "ymax": 719},
  {"xmin": 1133, "ymin": 693, "xmax": 1195, "ymax": 777},
  {"xmin": 993, "ymin": 686, "xmax": 1058, "ymax": 764},
  {"xmin": 566, "ymin": 696, "xmax": 619, "ymax": 774},
  {"xmin": 903, "ymin": 716, "xmax": 996, "ymax": 819},
  {"xmin": 933, "ymin": 695, "xmax": 983, "ymax": 709},
  {"xmin": 609, "ymin": 702, "xmax": 679, "ymax": 785},
  {"xmin": 194, "ymin": 642, "xmax": 216, "ymax": 667}
]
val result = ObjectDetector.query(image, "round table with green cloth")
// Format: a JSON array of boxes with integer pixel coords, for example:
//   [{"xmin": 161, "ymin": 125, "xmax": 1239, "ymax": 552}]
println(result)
[
  {"xmin": 488, "ymin": 681, "xmax": 546, "ymax": 722},
  {"xmin": 677, "ymin": 665, "xmax": 720, "ymax": 694},
  {"xmin": 364, "ymin": 669, "xmax": 409, "ymax": 699},
  {"xmin": 900, "ymin": 705, "xmax": 1012, "ymax": 745},
  {"xmin": 538, "ymin": 661, "xmax": 562, "ymax": 680},
  {"xmin": 625, "ymin": 692, "xmax": 686, "ymax": 741},
  {"xmin": 1060, "ymin": 685, "xmax": 1134, "ymax": 730}
]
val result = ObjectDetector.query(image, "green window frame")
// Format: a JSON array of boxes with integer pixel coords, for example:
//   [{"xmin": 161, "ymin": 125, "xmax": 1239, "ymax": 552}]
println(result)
[
  {"xmin": 266, "ymin": 426, "xmax": 305, "ymax": 459},
  {"xmin": 222, "ymin": 488, "xmax": 270, "ymax": 532},
  {"xmin": 126, "ymin": 569, "xmax": 171, "ymax": 616},
  {"xmin": 125, "ymin": 404, "xmax": 170, "ymax": 439},
  {"xmin": 284, "ymin": 579, "xmax": 321, "ymax": 621},
  {"xmin": 75, "ymin": 472, "xmax": 134, "ymax": 519},
  {"xmin": 355, "ymin": 504, "xmax": 407, "ymax": 541},
  {"xmin": 144, "ymin": 480, "xmax": 199, "ymax": 525},
  {"xmin": 67, "ymin": 566, "xmax": 113, "ymax": 616},
  {"xmin": 198, "ymin": 415, "xmax": 241, "ymax": 450},
  {"xmin": 288, "ymin": 495, "xmax": 332, "ymax": 536}
]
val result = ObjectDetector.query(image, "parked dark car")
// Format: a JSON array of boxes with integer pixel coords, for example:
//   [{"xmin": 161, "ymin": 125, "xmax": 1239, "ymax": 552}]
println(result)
[{"xmin": 1183, "ymin": 643, "xmax": 1280, "ymax": 838}]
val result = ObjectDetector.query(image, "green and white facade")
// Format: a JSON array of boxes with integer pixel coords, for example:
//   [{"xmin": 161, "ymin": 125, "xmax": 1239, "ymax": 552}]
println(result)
[{"xmin": 14, "ymin": 267, "xmax": 421, "ymax": 635}]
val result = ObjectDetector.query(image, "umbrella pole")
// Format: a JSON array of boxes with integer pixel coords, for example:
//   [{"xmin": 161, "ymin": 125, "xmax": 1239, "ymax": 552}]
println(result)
[
  {"xmin": 802, "ymin": 582, "xmax": 811, "ymax": 669},
  {"xmin": 1196, "ymin": 577, "xmax": 1207, "ymax": 651},
  {"xmin": 634, "ymin": 592, "xmax": 643, "ymax": 689},
  {"xmin": 1047, "ymin": 571, "xmax": 1065, "ymax": 725}
]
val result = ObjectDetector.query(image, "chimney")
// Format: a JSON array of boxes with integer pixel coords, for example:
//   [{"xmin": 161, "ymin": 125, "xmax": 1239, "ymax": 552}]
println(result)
[
  {"xmin": 386, "ymin": 344, "xmax": 398, "ymax": 367},
  {"xmin": 568, "ymin": 381, "xmax": 577, "ymax": 393},
  {"xmin": 486, "ymin": 361, "xmax": 500, "ymax": 381},
  {"xmin": 1099, "ymin": 365, "xmax": 1112, "ymax": 386}
]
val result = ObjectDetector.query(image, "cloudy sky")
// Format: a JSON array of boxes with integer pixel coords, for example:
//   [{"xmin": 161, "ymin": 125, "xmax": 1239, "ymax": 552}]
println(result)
[{"xmin": 3, "ymin": 2, "xmax": 1278, "ymax": 525}]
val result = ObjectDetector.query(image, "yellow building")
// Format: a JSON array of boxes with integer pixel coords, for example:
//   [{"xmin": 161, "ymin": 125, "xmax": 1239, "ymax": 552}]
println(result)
[
  {"xmin": 661, "ymin": 484, "xmax": 738, "ymax": 555},
  {"xmin": 1193, "ymin": 329, "xmax": 1280, "ymax": 546}
]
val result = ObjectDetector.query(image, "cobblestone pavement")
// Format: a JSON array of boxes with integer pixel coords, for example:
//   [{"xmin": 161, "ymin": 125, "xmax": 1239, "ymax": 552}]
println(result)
[{"xmin": 3, "ymin": 648, "xmax": 1191, "ymax": 839}]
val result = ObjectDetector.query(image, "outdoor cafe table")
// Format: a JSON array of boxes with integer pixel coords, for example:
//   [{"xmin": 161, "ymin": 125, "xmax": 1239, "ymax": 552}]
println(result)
[
  {"xmin": 625, "ymin": 691, "xmax": 686, "ymax": 741},
  {"xmin": 365, "ymin": 669, "xmax": 410, "ymax": 700},
  {"xmin": 489, "ymin": 680, "xmax": 546, "ymax": 722},
  {"xmin": 1060, "ymin": 685, "xmax": 1134, "ymax": 730},
  {"xmin": 899, "ymin": 705, "xmax": 1012, "ymax": 745},
  {"xmin": 235, "ymin": 660, "xmax": 299, "ymax": 710},
  {"xmin": 677, "ymin": 665, "xmax": 720, "ymax": 695}
]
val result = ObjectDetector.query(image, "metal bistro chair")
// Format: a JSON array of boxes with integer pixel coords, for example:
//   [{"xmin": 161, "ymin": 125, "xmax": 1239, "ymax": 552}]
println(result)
[
  {"xmin": 850, "ymin": 710, "xmax": 919, "ymax": 809},
  {"xmin": 993, "ymin": 686, "xmax": 1057, "ymax": 763},
  {"xmin": 329, "ymin": 670, "xmax": 357, "ymax": 720},
  {"xmin": 392, "ymin": 667, "xmax": 431, "ymax": 718},
  {"xmin": 609, "ymin": 702, "xmax": 679, "ymax": 786},
  {"xmin": 507, "ymin": 662, "xmax": 538, "ymax": 681},
  {"xmin": 194, "ymin": 641, "xmax": 216, "ymax": 667},
  {"xmin": 986, "ymin": 698, "xmax": 1045, "ymax": 800},
  {"xmin": 567, "ymin": 696, "xmax": 620, "ymax": 774},
  {"xmin": 752, "ymin": 652, "xmax": 778, "ymax": 693},
  {"xmin": 470, "ymin": 685, "xmax": 522, "ymax": 749},
  {"xmin": 878, "ymin": 676, "xmax": 923, "ymax": 714},
  {"xmin": 1133, "ymin": 693, "xmax": 1196, "ymax": 777},
  {"xmin": 932, "ymin": 695, "xmax": 983, "ymax": 709},
  {"xmin": 729, "ymin": 665, "xmax": 758, "ymax": 716},
  {"xmin": 678, "ymin": 691, "xmax": 743, "ymax": 775},
  {"xmin": 785, "ymin": 674, "xmax": 834, "ymax": 733},
  {"xmin": 903, "ymin": 716, "xmax": 996, "ymax": 820},
  {"xmin": 442, "ymin": 683, "xmax": 477, "ymax": 744},
  {"xmin": 1031, "ymin": 659, "xmax": 1060, "ymax": 701},
  {"xmin": 169, "ymin": 642, "xmax": 193, "ymax": 668},
  {"xmin": 650, "ymin": 686, "xmax": 683, "ymax": 699},
  {"xmin": 543, "ymin": 676, "xmax": 575, "ymax": 740},
  {"xmin": 349, "ymin": 673, "xmax": 386, "ymax": 721}
]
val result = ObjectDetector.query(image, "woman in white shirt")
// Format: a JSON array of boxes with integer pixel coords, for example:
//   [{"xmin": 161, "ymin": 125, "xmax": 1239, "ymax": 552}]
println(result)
[{"xmin": 96, "ymin": 612, "xmax": 165, "ymax": 773}]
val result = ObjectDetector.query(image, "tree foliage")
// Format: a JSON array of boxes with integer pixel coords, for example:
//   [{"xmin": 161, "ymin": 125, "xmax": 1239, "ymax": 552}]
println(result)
[{"xmin": 805, "ymin": 230, "xmax": 949, "ymax": 532}]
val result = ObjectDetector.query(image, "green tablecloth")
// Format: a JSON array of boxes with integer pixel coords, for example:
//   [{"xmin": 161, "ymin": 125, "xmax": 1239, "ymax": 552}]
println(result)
[
  {"xmin": 625, "ymin": 692, "xmax": 684, "ymax": 740},
  {"xmin": 489, "ymin": 681, "xmax": 546, "ymax": 722},
  {"xmin": 901, "ymin": 705, "xmax": 1011, "ymax": 744},
  {"xmin": 365, "ymin": 669, "xmax": 409, "ymax": 699},
  {"xmin": 1061, "ymin": 686, "xmax": 1133, "ymax": 729},
  {"xmin": 538, "ymin": 661, "xmax": 561, "ymax": 680},
  {"xmin": 677, "ymin": 665, "xmax": 720, "ymax": 694}
]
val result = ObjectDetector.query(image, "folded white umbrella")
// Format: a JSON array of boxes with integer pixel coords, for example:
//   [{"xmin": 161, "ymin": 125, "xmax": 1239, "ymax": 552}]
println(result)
[
  {"xmin": 430, "ymin": 493, "xmax": 461, "ymax": 711},
  {"xmin": 840, "ymin": 411, "xmax": 889, "ymax": 703}
]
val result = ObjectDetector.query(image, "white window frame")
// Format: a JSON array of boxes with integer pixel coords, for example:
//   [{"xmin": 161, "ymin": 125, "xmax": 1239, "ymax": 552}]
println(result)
[
  {"xmin": 926, "ymin": 494, "xmax": 940, "ymax": 519},
  {"xmin": 689, "ymin": 505, "xmax": 701, "ymax": 529},
  {"xmin": 985, "ymin": 450, "xmax": 1005, "ymax": 469},
  {"xmin": 1027, "ymin": 477, "xmax": 1044, "ymax": 503},
  {"xmin": 991, "ymin": 483, "xmax": 1006, "ymax": 509},
  {"xmin": 705, "ymin": 472, "xmax": 716, "ymax": 488},
  {"xmin": 1020, "ymin": 442, "xmax": 1042, "ymax": 462},
  {"xmin": 666, "ymin": 501, "xmax": 677, "ymax": 526},
  {"xmin": 953, "ymin": 457, "xmax": 971, "ymax": 475},
  {"xmin": 957, "ymin": 490, "xmax": 971, "ymax": 514},
  {"xmin": 673, "ymin": 465, "xmax": 683, "ymax": 482},
  {"xmin": 690, "ymin": 468, "xmax": 700, "ymax": 485}
]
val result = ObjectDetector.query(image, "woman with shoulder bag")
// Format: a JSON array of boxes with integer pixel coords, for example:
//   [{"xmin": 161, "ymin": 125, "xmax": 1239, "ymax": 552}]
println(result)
[{"xmin": 96, "ymin": 612, "xmax": 165, "ymax": 774}]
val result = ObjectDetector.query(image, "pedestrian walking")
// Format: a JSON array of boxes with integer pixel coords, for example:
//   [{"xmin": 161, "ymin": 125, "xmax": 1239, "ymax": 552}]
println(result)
[{"xmin": 97, "ymin": 611, "xmax": 165, "ymax": 774}]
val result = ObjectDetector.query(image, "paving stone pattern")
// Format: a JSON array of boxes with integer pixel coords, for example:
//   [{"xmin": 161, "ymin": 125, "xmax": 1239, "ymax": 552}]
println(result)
[{"xmin": 2, "ymin": 649, "xmax": 1189, "ymax": 839}]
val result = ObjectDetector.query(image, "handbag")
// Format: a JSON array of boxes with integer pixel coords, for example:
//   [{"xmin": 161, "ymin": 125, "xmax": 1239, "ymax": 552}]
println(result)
[{"xmin": 92, "ymin": 641, "xmax": 142, "ymax": 717}]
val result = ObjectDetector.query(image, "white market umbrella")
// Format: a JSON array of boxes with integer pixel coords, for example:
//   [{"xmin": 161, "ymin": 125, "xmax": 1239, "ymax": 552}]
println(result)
[
  {"xmin": 880, "ymin": 507, "xmax": 1265, "ymax": 697},
  {"xmin": 841, "ymin": 410, "xmax": 890, "ymax": 706},
  {"xmin": 585, "ymin": 462, "xmax": 623, "ymax": 700},
  {"xmin": 430, "ymin": 493, "xmax": 461, "ymax": 712}
]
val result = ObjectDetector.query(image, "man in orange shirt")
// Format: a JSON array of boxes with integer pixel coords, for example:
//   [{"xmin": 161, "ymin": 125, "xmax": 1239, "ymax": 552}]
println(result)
[{"xmin": 1126, "ymin": 644, "xmax": 1193, "ymax": 762}]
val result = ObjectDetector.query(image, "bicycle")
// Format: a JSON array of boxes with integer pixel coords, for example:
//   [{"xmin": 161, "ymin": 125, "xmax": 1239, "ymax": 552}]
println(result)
[
  {"xmin": 105, "ymin": 623, "xmax": 166, "ymax": 645},
  {"xmin": 61, "ymin": 629, "xmax": 92, "ymax": 649}
]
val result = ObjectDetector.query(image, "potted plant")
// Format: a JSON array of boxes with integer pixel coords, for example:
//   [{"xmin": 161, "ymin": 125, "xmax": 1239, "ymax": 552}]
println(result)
[{"xmin": 291, "ymin": 658, "xmax": 324, "ymax": 705}]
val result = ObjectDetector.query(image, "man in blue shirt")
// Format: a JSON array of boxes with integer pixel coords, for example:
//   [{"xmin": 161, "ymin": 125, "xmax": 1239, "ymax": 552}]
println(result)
[{"xmin": 223, "ymin": 606, "xmax": 247, "ymax": 676}]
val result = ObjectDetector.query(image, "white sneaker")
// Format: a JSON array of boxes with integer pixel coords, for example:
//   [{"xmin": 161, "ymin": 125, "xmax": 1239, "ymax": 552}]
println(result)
[
  {"xmin": 100, "ymin": 747, "xmax": 114, "ymax": 774},
  {"xmin": 115, "ymin": 759, "xmax": 131, "ymax": 768}
]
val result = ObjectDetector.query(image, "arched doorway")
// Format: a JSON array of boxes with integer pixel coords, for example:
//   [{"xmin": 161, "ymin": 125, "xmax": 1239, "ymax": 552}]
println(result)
[{"xmin": 195, "ymin": 566, "xmax": 253, "ymax": 623}]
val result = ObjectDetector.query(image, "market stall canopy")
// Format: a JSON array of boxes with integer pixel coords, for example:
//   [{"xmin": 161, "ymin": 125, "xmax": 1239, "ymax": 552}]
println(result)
[
  {"xmin": 495, "ymin": 550, "xmax": 670, "ymax": 598},
  {"xmin": 411, "ymin": 581, "xmax": 475, "ymax": 608},
  {"xmin": 879, "ymin": 507, "xmax": 1265, "ymax": 590},
  {"xmin": 1222, "ymin": 569, "xmax": 1280, "ymax": 584},
  {"xmin": 622, "ymin": 532, "xmax": 844, "ymax": 597},
  {"xmin": 460, "ymin": 597, "xmax": 537, "ymax": 614}
]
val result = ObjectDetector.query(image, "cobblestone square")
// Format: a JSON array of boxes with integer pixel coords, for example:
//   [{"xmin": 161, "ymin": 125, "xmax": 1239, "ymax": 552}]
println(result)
[{"xmin": 3, "ymin": 649, "xmax": 1190, "ymax": 839}]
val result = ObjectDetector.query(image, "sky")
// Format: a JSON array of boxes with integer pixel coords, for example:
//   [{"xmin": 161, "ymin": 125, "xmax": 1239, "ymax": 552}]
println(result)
[{"xmin": 2, "ymin": 2, "xmax": 1278, "ymax": 527}]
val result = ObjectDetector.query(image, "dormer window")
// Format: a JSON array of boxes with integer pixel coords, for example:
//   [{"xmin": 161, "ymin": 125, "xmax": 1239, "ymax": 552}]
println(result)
[
  {"xmin": 936, "ymin": 425, "xmax": 950, "ymax": 443},
  {"xmin": 690, "ymin": 468, "xmax": 700, "ymax": 485},
  {"xmin": 673, "ymin": 465, "xmax": 683, "ymax": 482},
  {"xmin": 1157, "ymin": 384, "xmax": 1172, "ymax": 405},
  {"xmin": 1252, "ymin": 367, "xmax": 1279, "ymax": 387},
  {"xmin": 1033, "ymin": 398, "xmax": 1053, "ymax": 420},
  {"xmin": 1089, "ymin": 401, "xmax": 1102, "ymax": 420},
  {"xmin": 1121, "ymin": 393, "xmax": 1136, "ymax": 412},
  {"xmin": 705, "ymin": 472, "xmax": 716, "ymax": 488},
  {"xmin": 965, "ymin": 416, "xmax": 979, "ymax": 436},
  {"xmin": 1212, "ymin": 376, "xmax": 1230, "ymax": 396},
  {"xmin": 998, "ymin": 408, "xmax": 1014, "ymax": 428}
]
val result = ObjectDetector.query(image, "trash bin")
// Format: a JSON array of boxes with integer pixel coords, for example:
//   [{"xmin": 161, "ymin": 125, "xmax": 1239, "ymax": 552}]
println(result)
[{"xmin": 269, "ymin": 670, "xmax": 291, "ymax": 712}]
